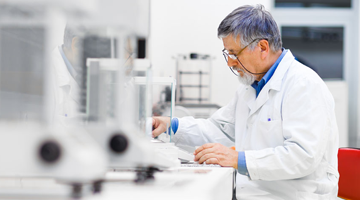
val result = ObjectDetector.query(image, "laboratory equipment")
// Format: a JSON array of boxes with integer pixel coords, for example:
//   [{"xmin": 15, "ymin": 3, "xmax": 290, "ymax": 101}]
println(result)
[
  {"xmin": 84, "ymin": 58, "xmax": 180, "ymax": 172},
  {"xmin": 134, "ymin": 74, "xmax": 202, "ymax": 164},
  {"xmin": 57, "ymin": 0, "xmax": 180, "ymax": 183},
  {"xmin": 134, "ymin": 76, "xmax": 176, "ymax": 140},
  {"xmin": 175, "ymin": 53, "xmax": 213, "ymax": 103},
  {"xmin": 172, "ymin": 54, "xmax": 220, "ymax": 119},
  {"xmin": 150, "ymin": 139, "xmax": 196, "ymax": 164},
  {"xmin": 0, "ymin": 123, "xmax": 107, "ymax": 197},
  {"xmin": 0, "ymin": 0, "xmax": 108, "ymax": 198},
  {"xmin": 174, "ymin": 145, "xmax": 196, "ymax": 163}
]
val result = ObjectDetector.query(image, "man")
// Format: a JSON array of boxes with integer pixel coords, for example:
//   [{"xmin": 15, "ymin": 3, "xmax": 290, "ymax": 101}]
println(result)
[
  {"xmin": 50, "ymin": 26, "xmax": 84, "ymax": 126},
  {"xmin": 152, "ymin": 4, "xmax": 339, "ymax": 199}
]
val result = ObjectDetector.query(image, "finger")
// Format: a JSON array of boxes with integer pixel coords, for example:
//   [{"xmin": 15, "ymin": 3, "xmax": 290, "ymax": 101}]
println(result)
[
  {"xmin": 152, "ymin": 118, "xmax": 158, "ymax": 132},
  {"xmin": 152, "ymin": 125, "xmax": 165, "ymax": 137},
  {"xmin": 194, "ymin": 148, "xmax": 214, "ymax": 161},
  {"xmin": 152, "ymin": 118, "xmax": 160, "ymax": 129},
  {"xmin": 198, "ymin": 153, "xmax": 217, "ymax": 164},
  {"xmin": 151, "ymin": 117, "xmax": 165, "ymax": 137},
  {"xmin": 203, "ymin": 157, "xmax": 220, "ymax": 165},
  {"xmin": 194, "ymin": 143, "xmax": 215, "ymax": 155}
]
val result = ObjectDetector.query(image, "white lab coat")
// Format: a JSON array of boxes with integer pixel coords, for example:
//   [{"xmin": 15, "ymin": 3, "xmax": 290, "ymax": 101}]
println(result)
[
  {"xmin": 49, "ymin": 47, "xmax": 82, "ymax": 128},
  {"xmin": 173, "ymin": 50, "xmax": 339, "ymax": 200}
]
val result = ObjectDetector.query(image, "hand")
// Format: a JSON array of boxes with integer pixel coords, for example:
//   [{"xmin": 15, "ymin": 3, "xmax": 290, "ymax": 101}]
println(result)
[
  {"xmin": 152, "ymin": 116, "xmax": 171, "ymax": 138},
  {"xmin": 194, "ymin": 143, "xmax": 238, "ymax": 168}
]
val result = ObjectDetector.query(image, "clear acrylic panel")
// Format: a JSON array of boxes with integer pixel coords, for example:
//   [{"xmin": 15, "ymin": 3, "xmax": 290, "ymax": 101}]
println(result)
[{"xmin": 0, "ymin": 26, "xmax": 46, "ymax": 121}]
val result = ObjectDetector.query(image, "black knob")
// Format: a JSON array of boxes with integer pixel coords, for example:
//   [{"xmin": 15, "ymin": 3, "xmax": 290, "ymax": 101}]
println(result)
[
  {"xmin": 71, "ymin": 183, "xmax": 82, "ymax": 198},
  {"xmin": 109, "ymin": 134, "xmax": 128, "ymax": 153},
  {"xmin": 190, "ymin": 53, "xmax": 198, "ymax": 59},
  {"xmin": 39, "ymin": 141, "xmax": 61, "ymax": 163},
  {"xmin": 92, "ymin": 180, "xmax": 102, "ymax": 193}
]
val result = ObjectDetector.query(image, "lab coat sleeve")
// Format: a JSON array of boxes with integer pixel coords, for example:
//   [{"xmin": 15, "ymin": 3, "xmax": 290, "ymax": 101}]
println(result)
[
  {"xmin": 245, "ymin": 76, "xmax": 335, "ymax": 181},
  {"xmin": 172, "ymin": 96, "xmax": 237, "ymax": 147}
]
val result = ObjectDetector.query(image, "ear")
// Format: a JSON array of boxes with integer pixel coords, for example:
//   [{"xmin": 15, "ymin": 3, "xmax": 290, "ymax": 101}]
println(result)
[
  {"xmin": 71, "ymin": 37, "xmax": 79, "ymax": 53},
  {"xmin": 258, "ymin": 39, "xmax": 269, "ymax": 60}
]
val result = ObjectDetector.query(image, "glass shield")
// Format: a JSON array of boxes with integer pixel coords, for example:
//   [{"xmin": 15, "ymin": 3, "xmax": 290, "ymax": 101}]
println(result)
[
  {"xmin": 133, "ymin": 61, "xmax": 153, "ymax": 138},
  {"xmin": 0, "ymin": 5, "xmax": 54, "ymax": 123},
  {"xmin": 151, "ymin": 77, "xmax": 176, "ymax": 142},
  {"xmin": 0, "ymin": 26, "xmax": 45, "ymax": 121},
  {"xmin": 78, "ymin": 29, "xmax": 140, "ymax": 129},
  {"xmin": 134, "ymin": 71, "xmax": 176, "ymax": 142}
]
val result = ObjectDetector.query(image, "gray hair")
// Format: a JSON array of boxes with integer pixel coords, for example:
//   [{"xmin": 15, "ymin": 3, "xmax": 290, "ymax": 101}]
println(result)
[
  {"xmin": 218, "ymin": 4, "xmax": 282, "ymax": 52},
  {"xmin": 63, "ymin": 25, "xmax": 88, "ymax": 49}
]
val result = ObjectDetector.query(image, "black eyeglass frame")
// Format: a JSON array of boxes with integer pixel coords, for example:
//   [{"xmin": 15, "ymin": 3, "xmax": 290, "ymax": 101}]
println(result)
[{"xmin": 222, "ymin": 38, "xmax": 268, "ymax": 76}]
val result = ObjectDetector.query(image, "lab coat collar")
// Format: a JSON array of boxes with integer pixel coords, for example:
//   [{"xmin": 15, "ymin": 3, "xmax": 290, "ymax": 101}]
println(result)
[
  {"xmin": 266, "ymin": 49, "xmax": 295, "ymax": 92},
  {"xmin": 58, "ymin": 45, "xmax": 78, "ymax": 79},
  {"xmin": 52, "ymin": 47, "xmax": 71, "ymax": 87},
  {"xmin": 247, "ymin": 50, "xmax": 295, "ymax": 116},
  {"xmin": 244, "ymin": 86, "xmax": 256, "ymax": 110},
  {"xmin": 52, "ymin": 47, "xmax": 81, "ymax": 104},
  {"xmin": 69, "ymin": 78, "xmax": 81, "ymax": 104}
]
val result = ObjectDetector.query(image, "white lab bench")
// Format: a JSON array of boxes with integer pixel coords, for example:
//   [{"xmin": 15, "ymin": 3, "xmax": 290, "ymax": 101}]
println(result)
[
  {"xmin": 0, "ymin": 167, "xmax": 235, "ymax": 200},
  {"xmin": 96, "ymin": 167, "xmax": 234, "ymax": 200}
]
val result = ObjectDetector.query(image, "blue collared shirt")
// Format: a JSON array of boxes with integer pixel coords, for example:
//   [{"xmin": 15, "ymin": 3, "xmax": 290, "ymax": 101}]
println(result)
[
  {"xmin": 251, "ymin": 48, "xmax": 287, "ymax": 97},
  {"xmin": 58, "ymin": 45, "xmax": 77, "ymax": 79}
]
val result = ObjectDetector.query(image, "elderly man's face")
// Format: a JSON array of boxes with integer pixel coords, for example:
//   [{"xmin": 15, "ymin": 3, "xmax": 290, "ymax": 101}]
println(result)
[{"xmin": 222, "ymin": 35, "xmax": 260, "ymax": 84}]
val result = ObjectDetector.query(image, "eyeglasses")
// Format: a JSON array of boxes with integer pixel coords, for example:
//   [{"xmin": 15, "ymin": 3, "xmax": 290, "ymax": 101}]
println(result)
[{"xmin": 222, "ymin": 38, "xmax": 267, "ymax": 76}]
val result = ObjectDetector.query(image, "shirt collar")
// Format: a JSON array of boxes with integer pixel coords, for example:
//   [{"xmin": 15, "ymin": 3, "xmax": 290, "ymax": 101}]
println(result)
[
  {"xmin": 261, "ymin": 48, "xmax": 287, "ymax": 83},
  {"xmin": 58, "ymin": 45, "xmax": 77, "ymax": 79},
  {"xmin": 251, "ymin": 48, "xmax": 288, "ymax": 96}
]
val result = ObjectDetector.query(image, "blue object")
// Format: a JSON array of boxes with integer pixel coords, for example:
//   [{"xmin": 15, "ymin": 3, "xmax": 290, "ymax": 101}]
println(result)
[
  {"xmin": 251, "ymin": 48, "xmax": 287, "ymax": 97},
  {"xmin": 238, "ymin": 151, "xmax": 249, "ymax": 177},
  {"xmin": 171, "ymin": 118, "xmax": 179, "ymax": 134},
  {"xmin": 58, "ymin": 45, "xmax": 77, "ymax": 79}
]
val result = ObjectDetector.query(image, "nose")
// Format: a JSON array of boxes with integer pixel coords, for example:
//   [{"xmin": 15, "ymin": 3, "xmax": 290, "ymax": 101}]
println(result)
[{"xmin": 227, "ymin": 56, "xmax": 238, "ymax": 67}]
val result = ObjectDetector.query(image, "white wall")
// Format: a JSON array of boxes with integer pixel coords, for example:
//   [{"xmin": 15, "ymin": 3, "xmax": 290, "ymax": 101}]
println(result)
[
  {"xmin": 149, "ymin": 0, "xmax": 271, "ymax": 107},
  {"xmin": 356, "ymin": 0, "xmax": 360, "ymax": 147},
  {"xmin": 325, "ymin": 81, "xmax": 349, "ymax": 147}
]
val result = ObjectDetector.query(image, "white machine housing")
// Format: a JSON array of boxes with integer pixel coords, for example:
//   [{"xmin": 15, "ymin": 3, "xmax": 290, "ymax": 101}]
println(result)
[{"xmin": 0, "ymin": 122, "xmax": 107, "ymax": 183}]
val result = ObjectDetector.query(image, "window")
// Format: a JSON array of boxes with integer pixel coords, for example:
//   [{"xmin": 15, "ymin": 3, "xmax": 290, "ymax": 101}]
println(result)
[
  {"xmin": 281, "ymin": 26, "xmax": 344, "ymax": 79},
  {"xmin": 275, "ymin": 0, "xmax": 351, "ymax": 8}
]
